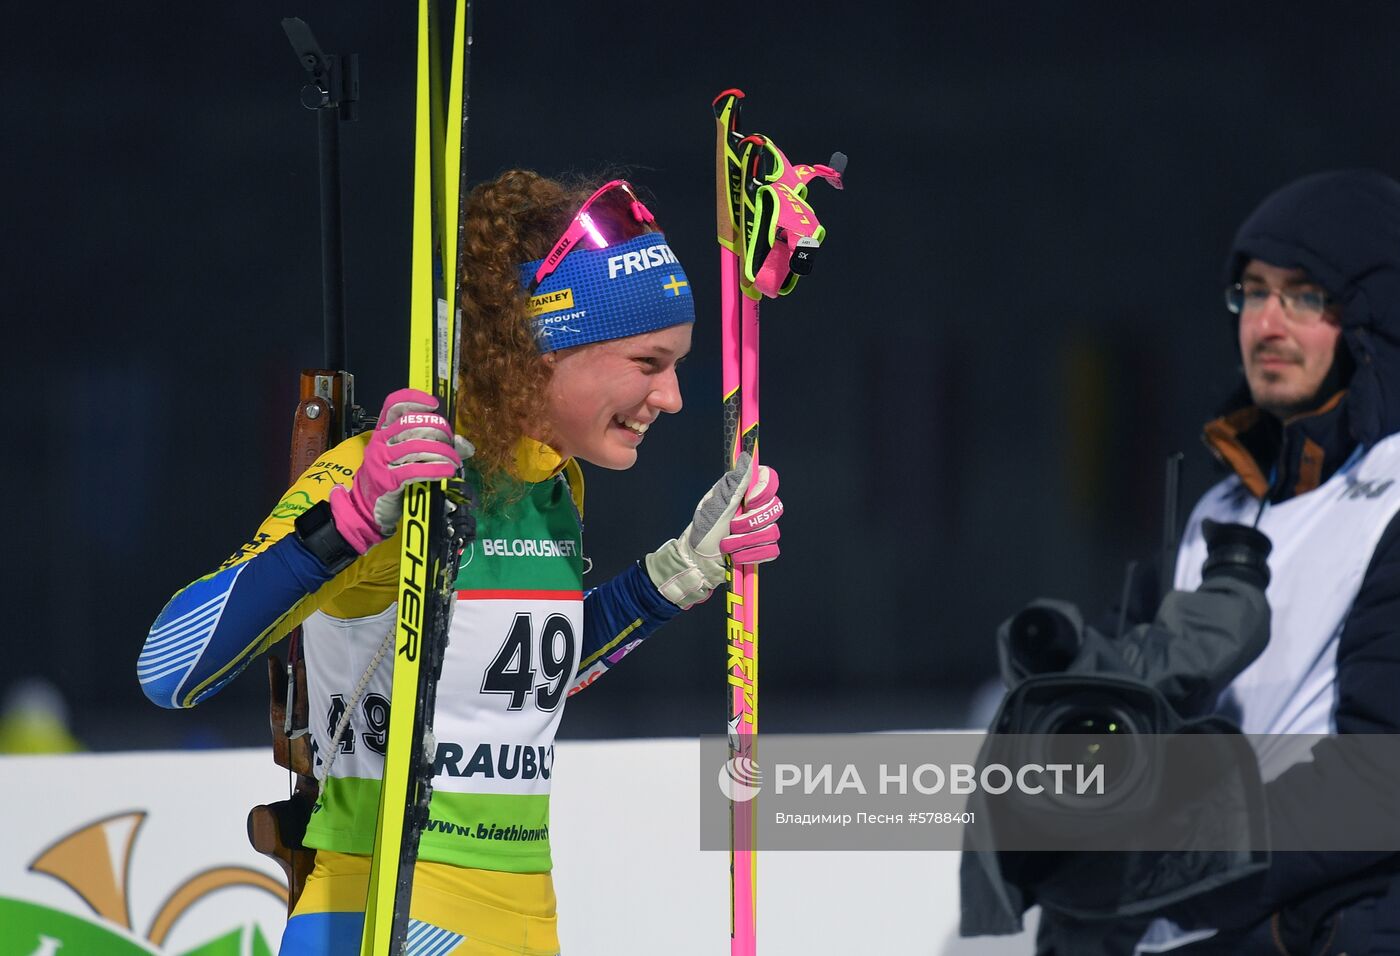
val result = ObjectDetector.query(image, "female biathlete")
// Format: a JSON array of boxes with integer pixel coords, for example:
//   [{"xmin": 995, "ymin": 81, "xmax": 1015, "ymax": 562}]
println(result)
[{"xmin": 137, "ymin": 170, "xmax": 783, "ymax": 954}]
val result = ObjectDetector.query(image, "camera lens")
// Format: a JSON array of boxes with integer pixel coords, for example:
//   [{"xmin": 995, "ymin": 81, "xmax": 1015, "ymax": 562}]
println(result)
[
  {"xmin": 1045, "ymin": 708, "xmax": 1131, "ymax": 770},
  {"xmin": 1025, "ymin": 696, "xmax": 1149, "ymax": 811}
]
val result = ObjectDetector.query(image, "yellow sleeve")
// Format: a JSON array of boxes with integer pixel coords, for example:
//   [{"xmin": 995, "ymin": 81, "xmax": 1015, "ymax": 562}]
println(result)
[
  {"xmin": 143, "ymin": 431, "xmax": 409, "ymax": 707},
  {"xmin": 215, "ymin": 430, "xmax": 402, "ymax": 630}
]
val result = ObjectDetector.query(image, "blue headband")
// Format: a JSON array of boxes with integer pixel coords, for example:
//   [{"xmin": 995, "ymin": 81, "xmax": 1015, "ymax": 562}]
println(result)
[{"xmin": 518, "ymin": 232, "xmax": 695, "ymax": 352}]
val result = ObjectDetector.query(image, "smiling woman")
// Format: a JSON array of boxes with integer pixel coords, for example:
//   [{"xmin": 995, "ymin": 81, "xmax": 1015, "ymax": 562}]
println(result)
[
  {"xmin": 456, "ymin": 173, "xmax": 693, "ymax": 477},
  {"xmin": 455, "ymin": 175, "xmax": 676, "ymax": 491},
  {"xmin": 541, "ymin": 325, "xmax": 690, "ymax": 468},
  {"xmin": 136, "ymin": 168, "xmax": 784, "ymax": 955}
]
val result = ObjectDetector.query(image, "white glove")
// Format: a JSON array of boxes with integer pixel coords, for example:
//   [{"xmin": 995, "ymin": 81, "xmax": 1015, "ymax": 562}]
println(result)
[{"xmin": 644, "ymin": 452, "xmax": 783, "ymax": 610}]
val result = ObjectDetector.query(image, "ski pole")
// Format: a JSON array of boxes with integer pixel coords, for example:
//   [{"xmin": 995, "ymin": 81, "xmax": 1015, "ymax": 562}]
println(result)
[{"xmin": 713, "ymin": 88, "xmax": 845, "ymax": 956}]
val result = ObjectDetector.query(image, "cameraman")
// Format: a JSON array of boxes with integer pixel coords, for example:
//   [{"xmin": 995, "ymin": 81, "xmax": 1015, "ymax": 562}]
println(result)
[{"xmin": 1058, "ymin": 170, "xmax": 1400, "ymax": 954}]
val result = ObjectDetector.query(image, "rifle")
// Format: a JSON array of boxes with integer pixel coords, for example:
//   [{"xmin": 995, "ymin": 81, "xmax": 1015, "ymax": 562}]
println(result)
[{"xmin": 245, "ymin": 18, "xmax": 366, "ymax": 912}]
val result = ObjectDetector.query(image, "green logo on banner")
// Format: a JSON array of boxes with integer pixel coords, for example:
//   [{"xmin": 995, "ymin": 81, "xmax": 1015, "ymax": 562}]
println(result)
[
  {"xmin": 0, "ymin": 898, "xmax": 275, "ymax": 955},
  {"xmin": 6, "ymin": 811, "xmax": 283, "ymax": 955}
]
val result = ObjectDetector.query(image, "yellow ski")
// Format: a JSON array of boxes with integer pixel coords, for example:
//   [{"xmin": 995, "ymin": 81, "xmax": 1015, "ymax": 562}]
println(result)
[{"xmin": 360, "ymin": 0, "xmax": 473, "ymax": 951}]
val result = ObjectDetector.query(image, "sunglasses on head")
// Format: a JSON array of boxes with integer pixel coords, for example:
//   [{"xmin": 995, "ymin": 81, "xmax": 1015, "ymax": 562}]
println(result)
[{"xmin": 526, "ymin": 180, "xmax": 656, "ymax": 295}]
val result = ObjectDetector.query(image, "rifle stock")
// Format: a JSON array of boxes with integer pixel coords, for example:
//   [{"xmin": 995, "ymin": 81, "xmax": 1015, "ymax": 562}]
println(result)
[{"xmin": 247, "ymin": 366, "xmax": 360, "ymax": 912}]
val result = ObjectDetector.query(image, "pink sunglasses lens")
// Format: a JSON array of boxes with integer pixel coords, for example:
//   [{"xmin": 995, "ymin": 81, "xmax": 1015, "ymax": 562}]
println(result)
[{"xmin": 576, "ymin": 183, "xmax": 655, "ymax": 246}]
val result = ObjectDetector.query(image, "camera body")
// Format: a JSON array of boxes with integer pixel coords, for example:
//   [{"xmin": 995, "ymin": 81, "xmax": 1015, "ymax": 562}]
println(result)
[{"xmin": 961, "ymin": 521, "xmax": 1275, "ymax": 936}]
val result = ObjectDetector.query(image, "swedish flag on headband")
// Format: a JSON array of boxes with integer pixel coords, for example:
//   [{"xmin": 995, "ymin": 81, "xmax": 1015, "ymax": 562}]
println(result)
[{"xmin": 518, "ymin": 233, "xmax": 695, "ymax": 353}]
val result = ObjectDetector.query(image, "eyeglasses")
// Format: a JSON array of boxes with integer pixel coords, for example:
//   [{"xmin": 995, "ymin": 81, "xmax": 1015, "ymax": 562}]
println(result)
[
  {"xmin": 1224, "ymin": 282, "xmax": 1334, "ymax": 324},
  {"xmin": 526, "ymin": 180, "xmax": 656, "ymax": 294}
]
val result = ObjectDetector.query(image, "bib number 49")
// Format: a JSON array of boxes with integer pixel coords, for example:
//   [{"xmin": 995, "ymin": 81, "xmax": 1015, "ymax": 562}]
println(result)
[{"xmin": 482, "ymin": 612, "xmax": 576, "ymax": 712}]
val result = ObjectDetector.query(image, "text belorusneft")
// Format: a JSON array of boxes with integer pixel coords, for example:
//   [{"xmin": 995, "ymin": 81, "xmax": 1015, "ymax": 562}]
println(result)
[{"xmin": 480, "ymin": 538, "xmax": 579, "ymax": 558}]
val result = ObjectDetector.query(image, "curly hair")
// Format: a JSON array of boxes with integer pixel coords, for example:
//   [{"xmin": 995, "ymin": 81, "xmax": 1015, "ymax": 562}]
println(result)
[{"xmin": 454, "ymin": 169, "xmax": 658, "ymax": 500}]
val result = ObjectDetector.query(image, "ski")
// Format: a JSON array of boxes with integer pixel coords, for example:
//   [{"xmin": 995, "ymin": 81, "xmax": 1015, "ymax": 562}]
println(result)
[
  {"xmin": 712, "ymin": 88, "xmax": 845, "ymax": 956},
  {"xmin": 359, "ymin": 1, "xmax": 473, "ymax": 953}
]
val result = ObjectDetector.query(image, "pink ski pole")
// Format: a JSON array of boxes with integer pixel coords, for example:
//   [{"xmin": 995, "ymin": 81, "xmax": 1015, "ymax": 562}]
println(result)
[{"xmin": 712, "ymin": 88, "xmax": 845, "ymax": 955}]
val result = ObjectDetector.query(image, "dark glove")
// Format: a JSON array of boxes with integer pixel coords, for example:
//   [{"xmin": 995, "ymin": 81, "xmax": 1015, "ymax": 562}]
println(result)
[{"xmin": 1200, "ymin": 519, "xmax": 1272, "ymax": 591}]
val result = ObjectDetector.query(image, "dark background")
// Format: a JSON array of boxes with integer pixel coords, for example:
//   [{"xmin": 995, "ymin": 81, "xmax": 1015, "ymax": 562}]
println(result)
[{"xmin": 5, "ymin": 2, "xmax": 1399, "ymax": 750}]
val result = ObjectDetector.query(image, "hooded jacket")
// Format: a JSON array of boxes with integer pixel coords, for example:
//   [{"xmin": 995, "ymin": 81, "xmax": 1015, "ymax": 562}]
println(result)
[
  {"xmin": 1225, "ymin": 170, "xmax": 1400, "ymax": 445},
  {"xmin": 1207, "ymin": 169, "xmax": 1400, "ymax": 498},
  {"xmin": 1152, "ymin": 170, "xmax": 1400, "ymax": 951},
  {"xmin": 1011, "ymin": 172, "xmax": 1400, "ymax": 955}
]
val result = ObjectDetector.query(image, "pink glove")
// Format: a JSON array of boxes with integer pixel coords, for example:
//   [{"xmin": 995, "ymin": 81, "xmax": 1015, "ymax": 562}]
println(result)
[
  {"xmin": 721, "ymin": 464, "xmax": 783, "ymax": 565},
  {"xmin": 328, "ymin": 388, "xmax": 464, "ymax": 554}
]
